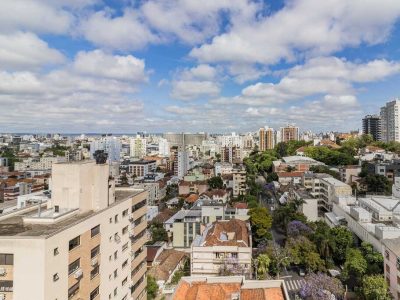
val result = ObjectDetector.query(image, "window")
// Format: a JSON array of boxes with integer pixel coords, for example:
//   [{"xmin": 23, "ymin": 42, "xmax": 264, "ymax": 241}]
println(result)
[
  {"xmin": 385, "ymin": 250, "xmax": 390, "ymax": 259},
  {"xmin": 53, "ymin": 248, "xmax": 59, "ymax": 256},
  {"xmin": 122, "ymin": 242, "xmax": 128, "ymax": 252},
  {"xmin": 386, "ymin": 264, "xmax": 391, "ymax": 274},
  {"xmin": 0, "ymin": 254, "xmax": 13, "ymax": 265},
  {"xmin": 69, "ymin": 236, "xmax": 80, "ymax": 251},
  {"xmin": 68, "ymin": 282, "xmax": 79, "ymax": 299},
  {"xmin": 91, "ymin": 265, "xmax": 99, "ymax": 279},
  {"xmin": 91, "ymin": 225, "xmax": 100, "ymax": 238},
  {"xmin": 90, "ymin": 286, "xmax": 99, "ymax": 300},
  {"xmin": 114, "ymin": 251, "xmax": 118, "ymax": 260},
  {"xmin": 68, "ymin": 259, "xmax": 80, "ymax": 275},
  {"xmin": 122, "ymin": 277, "xmax": 128, "ymax": 286},
  {"xmin": 122, "ymin": 209, "xmax": 128, "ymax": 217},
  {"xmin": 53, "ymin": 273, "xmax": 59, "ymax": 282},
  {"xmin": 122, "ymin": 226, "xmax": 128, "ymax": 235},
  {"xmin": 114, "ymin": 269, "xmax": 118, "ymax": 278},
  {"xmin": 114, "ymin": 214, "xmax": 119, "ymax": 223},
  {"xmin": 231, "ymin": 253, "xmax": 238, "ymax": 259},
  {"xmin": 122, "ymin": 259, "xmax": 128, "ymax": 269},
  {"xmin": 91, "ymin": 245, "xmax": 100, "ymax": 259},
  {"xmin": 109, "ymin": 217, "xmax": 112, "ymax": 224},
  {"xmin": 114, "ymin": 288, "xmax": 117, "ymax": 296}
]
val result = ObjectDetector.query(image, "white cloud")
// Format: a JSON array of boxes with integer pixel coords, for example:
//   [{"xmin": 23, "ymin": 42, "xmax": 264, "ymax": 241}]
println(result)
[
  {"xmin": 180, "ymin": 64, "xmax": 218, "ymax": 81},
  {"xmin": 73, "ymin": 49, "xmax": 147, "ymax": 83},
  {"xmin": 190, "ymin": 0, "xmax": 400, "ymax": 71},
  {"xmin": 170, "ymin": 80, "xmax": 220, "ymax": 100},
  {"xmin": 0, "ymin": 0, "xmax": 73, "ymax": 34},
  {"xmin": 164, "ymin": 105, "xmax": 197, "ymax": 115},
  {"xmin": 80, "ymin": 9, "xmax": 160, "ymax": 50},
  {"xmin": 0, "ymin": 32, "xmax": 65, "ymax": 70}
]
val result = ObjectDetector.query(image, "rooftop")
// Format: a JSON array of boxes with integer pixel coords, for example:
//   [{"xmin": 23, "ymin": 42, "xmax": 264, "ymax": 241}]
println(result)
[{"xmin": 383, "ymin": 237, "xmax": 400, "ymax": 255}]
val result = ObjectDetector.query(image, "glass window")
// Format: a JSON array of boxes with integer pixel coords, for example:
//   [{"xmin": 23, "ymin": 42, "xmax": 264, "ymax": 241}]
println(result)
[
  {"xmin": 90, "ymin": 286, "xmax": 99, "ymax": 300},
  {"xmin": 0, "ymin": 254, "xmax": 13, "ymax": 265},
  {"xmin": 91, "ymin": 265, "xmax": 99, "ymax": 279},
  {"xmin": 91, "ymin": 245, "xmax": 100, "ymax": 259},
  {"xmin": 68, "ymin": 259, "xmax": 80, "ymax": 275},
  {"xmin": 53, "ymin": 273, "xmax": 59, "ymax": 282},
  {"xmin": 91, "ymin": 225, "xmax": 100, "ymax": 238},
  {"xmin": 122, "ymin": 277, "xmax": 128, "ymax": 286},
  {"xmin": 122, "ymin": 209, "xmax": 128, "ymax": 217},
  {"xmin": 53, "ymin": 248, "xmax": 59, "ymax": 256},
  {"xmin": 69, "ymin": 236, "xmax": 80, "ymax": 251},
  {"xmin": 122, "ymin": 259, "xmax": 128, "ymax": 269},
  {"xmin": 122, "ymin": 242, "xmax": 128, "ymax": 252},
  {"xmin": 68, "ymin": 282, "xmax": 79, "ymax": 299},
  {"xmin": 122, "ymin": 226, "xmax": 128, "ymax": 235}
]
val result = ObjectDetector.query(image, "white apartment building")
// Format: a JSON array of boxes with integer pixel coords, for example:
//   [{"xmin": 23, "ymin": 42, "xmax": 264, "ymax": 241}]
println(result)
[
  {"xmin": 130, "ymin": 135, "xmax": 147, "ymax": 159},
  {"xmin": 158, "ymin": 138, "xmax": 170, "ymax": 157},
  {"xmin": 90, "ymin": 136, "xmax": 121, "ymax": 163},
  {"xmin": 216, "ymin": 133, "xmax": 242, "ymax": 147},
  {"xmin": 174, "ymin": 150, "xmax": 189, "ymax": 179},
  {"xmin": 381, "ymin": 99, "xmax": 400, "ymax": 142},
  {"xmin": 14, "ymin": 156, "xmax": 66, "ymax": 172},
  {"xmin": 191, "ymin": 219, "xmax": 252, "ymax": 277},
  {"xmin": 128, "ymin": 160, "xmax": 156, "ymax": 178},
  {"xmin": 0, "ymin": 160, "xmax": 148, "ymax": 300},
  {"xmin": 319, "ymin": 177, "xmax": 352, "ymax": 211},
  {"xmin": 214, "ymin": 162, "xmax": 234, "ymax": 176}
]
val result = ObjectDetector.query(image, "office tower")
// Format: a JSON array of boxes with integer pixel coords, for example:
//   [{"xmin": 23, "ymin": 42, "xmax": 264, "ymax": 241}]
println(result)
[
  {"xmin": 173, "ymin": 147, "xmax": 189, "ymax": 178},
  {"xmin": 280, "ymin": 125, "xmax": 299, "ymax": 142},
  {"xmin": 130, "ymin": 135, "xmax": 147, "ymax": 159},
  {"xmin": 0, "ymin": 161, "xmax": 148, "ymax": 300},
  {"xmin": 380, "ymin": 100, "xmax": 400, "ymax": 142},
  {"xmin": 90, "ymin": 136, "xmax": 121, "ymax": 162},
  {"xmin": 259, "ymin": 127, "xmax": 275, "ymax": 151},
  {"xmin": 362, "ymin": 115, "xmax": 381, "ymax": 141}
]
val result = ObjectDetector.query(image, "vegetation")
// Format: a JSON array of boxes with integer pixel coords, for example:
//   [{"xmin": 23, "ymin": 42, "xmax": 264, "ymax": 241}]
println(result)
[
  {"xmin": 249, "ymin": 207, "xmax": 273, "ymax": 243},
  {"xmin": 309, "ymin": 165, "xmax": 340, "ymax": 180},
  {"xmin": 44, "ymin": 144, "xmax": 69, "ymax": 156},
  {"xmin": 149, "ymin": 221, "xmax": 168, "ymax": 244},
  {"xmin": 304, "ymin": 146, "xmax": 357, "ymax": 166},
  {"xmin": 362, "ymin": 275, "xmax": 391, "ymax": 300},
  {"xmin": 299, "ymin": 273, "xmax": 345, "ymax": 300},
  {"xmin": 147, "ymin": 275, "xmax": 159, "ymax": 300},
  {"xmin": 0, "ymin": 147, "xmax": 19, "ymax": 171},
  {"xmin": 207, "ymin": 176, "xmax": 224, "ymax": 189},
  {"xmin": 255, "ymin": 254, "xmax": 271, "ymax": 279},
  {"xmin": 272, "ymin": 199, "xmax": 307, "ymax": 229}
]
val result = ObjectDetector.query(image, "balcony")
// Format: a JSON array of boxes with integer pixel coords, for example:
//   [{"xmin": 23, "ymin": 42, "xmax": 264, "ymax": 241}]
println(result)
[
  {"xmin": 132, "ymin": 250, "xmax": 147, "ymax": 270},
  {"xmin": 132, "ymin": 205, "xmax": 147, "ymax": 222},
  {"xmin": 131, "ymin": 233, "xmax": 148, "ymax": 252},
  {"xmin": 132, "ymin": 220, "xmax": 147, "ymax": 237},
  {"xmin": 131, "ymin": 263, "xmax": 146, "ymax": 284},
  {"xmin": 131, "ymin": 275, "xmax": 147, "ymax": 300}
]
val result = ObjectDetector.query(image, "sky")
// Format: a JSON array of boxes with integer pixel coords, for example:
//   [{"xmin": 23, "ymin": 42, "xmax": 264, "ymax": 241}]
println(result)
[{"xmin": 1, "ymin": 0, "xmax": 400, "ymax": 134}]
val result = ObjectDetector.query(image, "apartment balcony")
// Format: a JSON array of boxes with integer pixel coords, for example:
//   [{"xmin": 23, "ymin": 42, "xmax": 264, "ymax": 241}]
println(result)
[
  {"xmin": 132, "ymin": 220, "xmax": 147, "ymax": 236},
  {"xmin": 131, "ymin": 249, "xmax": 147, "ymax": 270},
  {"xmin": 132, "ymin": 205, "xmax": 147, "ymax": 222},
  {"xmin": 131, "ymin": 263, "xmax": 146, "ymax": 285},
  {"xmin": 131, "ymin": 275, "xmax": 147, "ymax": 300},
  {"xmin": 131, "ymin": 233, "xmax": 148, "ymax": 253}
]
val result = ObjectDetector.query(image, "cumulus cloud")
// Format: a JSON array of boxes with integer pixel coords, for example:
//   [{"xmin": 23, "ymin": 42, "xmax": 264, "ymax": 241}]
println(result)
[{"xmin": 164, "ymin": 105, "xmax": 197, "ymax": 115}]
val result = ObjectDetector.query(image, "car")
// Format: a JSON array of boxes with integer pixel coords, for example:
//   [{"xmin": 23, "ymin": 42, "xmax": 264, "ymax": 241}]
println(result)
[{"xmin": 299, "ymin": 268, "xmax": 306, "ymax": 276}]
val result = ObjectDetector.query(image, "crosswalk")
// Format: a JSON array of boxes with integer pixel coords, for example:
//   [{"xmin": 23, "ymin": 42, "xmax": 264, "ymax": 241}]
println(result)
[{"xmin": 284, "ymin": 279, "xmax": 305, "ymax": 292}]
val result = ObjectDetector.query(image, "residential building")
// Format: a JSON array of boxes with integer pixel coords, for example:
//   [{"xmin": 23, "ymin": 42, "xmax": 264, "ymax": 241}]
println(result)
[
  {"xmin": 380, "ymin": 99, "xmax": 400, "ymax": 142},
  {"xmin": 280, "ymin": 125, "xmax": 299, "ymax": 142},
  {"xmin": 339, "ymin": 165, "xmax": 361, "ymax": 184},
  {"xmin": 191, "ymin": 219, "xmax": 252, "ymax": 277},
  {"xmin": 277, "ymin": 172, "xmax": 303, "ymax": 185},
  {"xmin": 0, "ymin": 160, "xmax": 148, "ymax": 300},
  {"xmin": 382, "ymin": 238, "xmax": 400, "ymax": 300},
  {"xmin": 14, "ymin": 156, "xmax": 66, "ymax": 172},
  {"xmin": 171, "ymin": 276, "xmax": 290, "ymax": 300},
  {"xmin": 220, "ymin": 146, "xmax": 241, "ymax": 164},
  {"xmin": 158, "ymin": 138, "xmax": 170, "ymax": 157},
  {"xmin": 174, "ymin": 149, "xmax": 189, "ymax": 179},
  {"xmin": 214, "ymin": 162, "xmax": 233, "ymax": 176},
  {"xmin": 273, "ymin": 156, "xmax": 324, "ymax": 173},
  {"xmin": 232, "ymin": 168, "xmax": 246, "ymax": 197},
  {"xmin": 362, "ymin": 114, "xmax": 381, "ymax": 141},
  {"xmin": 319, "ymin": 177, "xmax": 352, "ymax": 211},
  {"xmin": 90, "ymin": 136, "xmax": 121, "ymax": 162},
  {"xmin": 127, "ymin": 160, "xmax": 157, "ymax": 178},
  {"xmin": 259, "ymin": 126, "xmax": 275, "ymax": 151},
  {"xmin": 130, "ymin": 135, "xmax": 147, "ymax": 159}
]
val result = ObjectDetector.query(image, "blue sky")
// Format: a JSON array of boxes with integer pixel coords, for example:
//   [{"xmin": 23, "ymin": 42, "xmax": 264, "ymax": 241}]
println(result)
[{"xmin": 1, "ymin": 0, "xmax": 400, "ymax": 133}]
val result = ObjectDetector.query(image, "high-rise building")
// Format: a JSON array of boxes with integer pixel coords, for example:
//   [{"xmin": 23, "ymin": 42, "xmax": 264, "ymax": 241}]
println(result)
[
  {"xmin": 90, "ymin": 136, "xmax": 121, "ymax": 162},
  {"xmin": 158, "ymin": 138, "xmax": 170, "ymax": 157},
  {"xmin": 380, "ymin": 100, "xmax": 400, "ymax": 142},
  {"xmin": 280, "ymin": 125, "xmax": 299, "ymax": 142},
  {"xmin": 259, "ymin": 127, "xmax": 275, "ymax": 151},
  {"xmin": 0, "ymin": 161, "xmax": 148, "ymax": 300},
  {"xmin": 173, "ymin": 147, "xmax": 190, "ymax": 178},
  {"xmin": 130, "ymin": 135, "xmax": 147, "ymax": 159},
  {"xmin": 220, "ymin": 146, "xmax": 241, "ymax": 164},
  {"xmin": 362, "ymin": 114, "xmax": 381, "ymax": 141}
]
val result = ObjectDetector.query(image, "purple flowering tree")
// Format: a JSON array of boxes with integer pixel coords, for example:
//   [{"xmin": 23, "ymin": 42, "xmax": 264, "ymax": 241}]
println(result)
[
  {"xmin": 287, "ymin": 220, "xmax": 313, "ymax": 237},
  {"xmin": 299, "ymin": 273, "xmax": 344, "ymax": 300}
]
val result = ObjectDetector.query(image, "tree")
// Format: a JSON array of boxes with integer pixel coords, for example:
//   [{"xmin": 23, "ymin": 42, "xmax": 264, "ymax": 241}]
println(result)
[
  {"xmin": 364, "ymin": 174, "xmax": 391, "ymax": 194},
  {"xmin": 299, "ymin": 273, "xmax": 345, "ymax": 300},
  {"xmin": 361, "ymin": 242, "xmax": 384, "ymax": 275},
  {"xmin": 362, "ymin": 275, "xmax": 391, "ymax": 300},
  {"xmin": 249, "ymin": 207, "xmax": 272, "ymax": 242},
  {"xmin": 150, "ymin": 221, "xmax": 168, "ymax": 243},
  {"xmin": 330, "ymin": 226, "xmax": 353, "ymax": 264},
  {"xmin": 273, "ymin": 201, "xmax": 307, "ymax": 229},
  {"xmin": 207, "ymin": 176, "xmax": 223, "ymax": 189},
  {"xmin": 287, "ymin": 220, "xmax": 313, "ymax": 237},
  {"xmin": 147, "ymin": 275, "xmax": 159, "ymax": 300},
  {"xmin": 266, "ymin": 172, "xmax": 278, "ymax": 183},
  {"xmin": 264, "ymin": 242, "xmax": 290, "ymax": 278},
  {"xmin": 256, "ymin": 254, "xmax": 271, "ymax": 279},
  {"xmin": 286, "ymin": 236, "xmax": 325, "ymax": 272},
  {"xmin": 342, "ymin": 248, "xmax": 367, "ymax": 287}
]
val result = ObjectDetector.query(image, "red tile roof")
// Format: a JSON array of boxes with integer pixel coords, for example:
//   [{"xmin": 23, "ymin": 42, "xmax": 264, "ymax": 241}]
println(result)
[{"xmin": 203, "ymin": 219, "xmax": 250, "ymax": 247}]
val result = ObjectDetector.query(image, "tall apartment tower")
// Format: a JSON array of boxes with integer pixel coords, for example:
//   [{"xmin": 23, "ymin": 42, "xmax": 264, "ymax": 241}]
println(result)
[
  {"xmin": 0, "ymin": 160, "xmax": 148, "ymax": 300},
  {"xmin": 130, "ymin": 135, "xmax": 147, "ymax": 158},
  {"xmin": 380, "ymin": 100, "xmax": 400, "ymax": 142},
  {"xmin": 259, "ymin": 127, "xmax": 275, "ymax": 151},
  {"xmin": 362, "ymin": 115, "xmax": 381, "ymax": 141},
  {"xmin": 280, "ymin": 125, "xmax": 299, "ymax": 142}
]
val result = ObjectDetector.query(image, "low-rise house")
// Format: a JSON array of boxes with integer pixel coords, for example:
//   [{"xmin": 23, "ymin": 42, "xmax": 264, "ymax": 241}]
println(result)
[
  {"xmin": 339, "ymin": 165, "xmax": 361, "ymax": 184},
  {"xmin": 191, "ymin": 219, "xmax": 252, "ymax": 277},
  {"xmin": 273, "ymin": 156, "xmax": 324, "ymax": 173},
  {"xmin": 178, "ymin": 180, "xmax": 208, "ymax": 195},
  {"xmin": 199, "ymin": 189, "xmax": 230, "ymax": 203},
  {"xmin": 277, "ymin": 172, "xmax": 303, "ymax": 185}
]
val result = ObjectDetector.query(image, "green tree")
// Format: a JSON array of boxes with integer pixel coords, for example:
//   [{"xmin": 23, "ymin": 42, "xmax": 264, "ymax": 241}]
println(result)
[
  {"xmin": 256, "ymin": 254, "xmax": 271, "ymax": 279},
  {"xmin": 149, "ymin": 221, "xmax": 168, "ymax": 243},
  {"xmin": 207, "ymin": 176, "xmax": 224, "ymax": 189},
  {"xmin": 342, "ymin": 248, "xmax": 367, "ymax": 286},
  {"xmin": 266, "ymin": 172, "xmax": 278, "ymax": 183},
  {"xmin": 286, "ymin": 236, "xmax": 325, "ymax": 272},
  {"xmin": 147, "ymin": 275, "xmax": 159, "ymax": 300},
  {"xmin": 249, "ymin": 207, "xmax": 273, "ymax": 242},
  {"xmin": 362, "ymin": 275, "xmax": 391, "ymax": 300},
  {"xmin": 361, "ymin": 242, "xmax": 384, "ymax": 275},
  {"xmin": 364, "ymin": 174, "xmax": 391, "ymax": 194},
  {"xmin": 330, "ymin": 226, "xmax": 353, "ymax": 264}
]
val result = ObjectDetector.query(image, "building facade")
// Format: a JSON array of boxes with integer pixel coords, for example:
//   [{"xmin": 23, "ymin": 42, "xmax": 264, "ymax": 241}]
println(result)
[
  {"xmin": 381, "ymin": 100, "xmax": 400, "ymax": 142},
  {"xmin": 259, "ymin": 127, "xmax": 275, "ymax": 151},
  {"xmin": 362, "ymin": 114, "xmax": 381, "ymax": 141}
]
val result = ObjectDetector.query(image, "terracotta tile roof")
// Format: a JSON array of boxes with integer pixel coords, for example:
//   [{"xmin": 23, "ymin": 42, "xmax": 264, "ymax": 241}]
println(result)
[
  {"xmin": 319, "ymin": 139, "xmax": 340, "ymax": 149},
  {"xmin": 173, "ymin": 279, "xmax": 286, "ymax": 300},
  {"xmin": 148, "ymin": 249, "xmax": 187, "ymax": 281},
  {"xmin": 201, "ymin": 189, "xmax": 228, "ymax": 198},
  {"xmin": 278, "ymin": 171, "xmax": 304, "ymax": 177},
  {"xmin": 185, "ymin": 194, "xmax": 199, "ymax": 203},
  {"xmin": 234, "ymin": 202, "xmax": 248, "ymax": 209},
  {"xmin": 203, "ymin": 219, "xmax": 249, "ymax": 247},
  {"xmin": 147, "ymin": 246, "xmax": 161, "ymax": 263}
]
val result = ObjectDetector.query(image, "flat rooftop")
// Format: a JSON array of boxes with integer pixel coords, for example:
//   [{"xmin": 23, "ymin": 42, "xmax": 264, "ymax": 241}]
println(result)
[{"xmin": 0, "ymin": 189, "xmax": 144, "ymax": 238}]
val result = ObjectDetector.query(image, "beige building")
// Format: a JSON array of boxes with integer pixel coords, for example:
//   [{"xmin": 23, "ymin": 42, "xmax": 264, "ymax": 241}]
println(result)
[
  {"xmin": 259, "ymin": 127, "xmax": 275, "ymax": 151},
  {"xmin": 382, "ymin": 238, "xmax": 400, "ymax": 299},
  {"xmin": 320, "ymin": 177, "xmax": 352, "ymax": 211},
  {"xmin": 191, "ymin": 219, "xmax": 252, "ymax": 278},
  {"xmin": 232, "ymin": 169, "xmax": 246, "ymax": 197},
  {"xmin": 0, "ymin": 160, "xmax": 148, "ymax": 300},
  {"xmin": 280, "ymin": 125, "xmax": 299, "ymax": 142}
]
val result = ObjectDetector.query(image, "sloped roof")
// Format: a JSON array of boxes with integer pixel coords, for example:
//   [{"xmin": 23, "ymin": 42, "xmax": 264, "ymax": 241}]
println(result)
[
  {"xmin": 148, "ymin": 249, "xmax": 187, "ymax": 281},
  {"xmin": 200, "ymin": 219, "xmax": 250, "ymax": 247}
]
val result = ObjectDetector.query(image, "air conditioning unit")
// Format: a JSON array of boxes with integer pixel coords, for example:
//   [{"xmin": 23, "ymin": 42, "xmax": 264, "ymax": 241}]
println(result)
[
  {"xmin": 91, "ymin": 257, "xmax": 98, "ymax": 266},
  {"xmin": 0, "ymin": 268, "xmax": 6, "ymax": 276},
  {"xmin": 0, "ymin": 293, "xmax": 5, "ymax": 300},
  {"xmin": 74, "ymin": 268, "xmax": 83, "ymax": 279},
  {"xmin": 128, "ymin": 214, "xmax": 134, "ymax": 221}
]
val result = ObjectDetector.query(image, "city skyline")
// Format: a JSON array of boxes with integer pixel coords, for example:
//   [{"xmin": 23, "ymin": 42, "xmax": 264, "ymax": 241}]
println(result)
[{"xmin": 1, "ymin": 0, "xmax": 400, "ymax": 133}]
